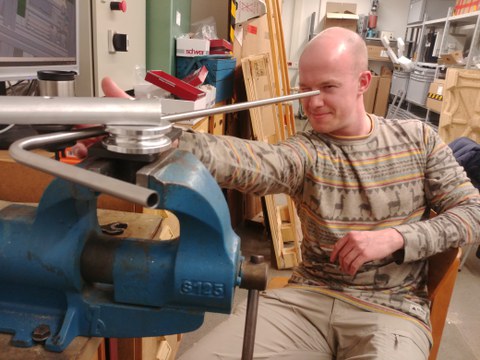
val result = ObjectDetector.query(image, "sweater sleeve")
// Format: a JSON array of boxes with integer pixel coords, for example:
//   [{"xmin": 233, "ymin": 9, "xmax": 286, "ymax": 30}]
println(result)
[
  {"xmin": 178, "ymin": 131, "xmax": 315, "ymax": 196},
  {"xmin": 393, "ymin": 124, "xmax": 480, "ymax": 262}
]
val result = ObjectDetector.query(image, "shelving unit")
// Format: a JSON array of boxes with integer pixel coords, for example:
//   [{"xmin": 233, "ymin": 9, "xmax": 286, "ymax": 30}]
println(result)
[{"xmin": 388, "ymin": 7, "xmax": 480, "ymax": 126}]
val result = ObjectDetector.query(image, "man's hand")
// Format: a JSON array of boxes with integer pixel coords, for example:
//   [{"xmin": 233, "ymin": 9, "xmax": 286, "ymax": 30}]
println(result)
[
  {"xmin": 330, "ymin": 228, "xmax": 405, "ymax": 276},
  {"xmin": 101, "ymin": 76, "xmax": 132, "ymax": 99}
]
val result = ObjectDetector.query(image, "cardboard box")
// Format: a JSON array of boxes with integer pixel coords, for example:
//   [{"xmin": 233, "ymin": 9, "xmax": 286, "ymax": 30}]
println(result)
[
  {"xmin": 161, "ymin": 84, "xmax": 216, "ymax": 125},
  {"xmin": 373, "ymin": 75, "xmax": 392, "ymax": 117},
  {"xmin": 134, "ymin": 83, "xmax": 170, "ymax": 99},
  {"xmin": 233, "ymin": 15, "xmax": 271, "ymax": 67},
  {"xmin": 209, "ymin": 113, "xmax": 225, "ymax": 135},
  {"xmin": 367, "ymin": 45, "xmax": 389, "ymax": 61},
  {"xmin": 363, "ymin": 75, "xmax": 380, "ymax": 113},
  {"xmin": 209, "ymin": 39, "xmax": 233, "ymax": 54},
  {"xmin": 176, "ymin": 57, "xmax": 236, "ymax": 103},
  {"xmin": 176, "ymin": 38, "xmax": 210, "ymax": 57},
  {"xmin": 236, "ymin": 0, "xmax": 267, "ymax": 24},
  {"xmin": 145, "ymin": 70, "xmax": 206, "ymax": 101},
  {"xmin": 181, "ymin": 66, "xmax": 208, "ymax": 87},
  {"xmin": 439, "ymin": 51, "xmax": 464, "ymax": 66},
  {"xmin": 324, "ymin": 2, "xmax": 359, "ymax": 32},
  {"xmin": 174, "ymin": 117, "xmax": 209, "ymax": 133},
  {"xmin": 326, "ymin": 2, "xmax": 357, "ymax": 15},
  {"xmin": 363, "ymin": 73, "xmax": 392, "ymax": 117},
  {"xmin": 426, "ymin": 79, "xmax": 445, "ymax": 114}
]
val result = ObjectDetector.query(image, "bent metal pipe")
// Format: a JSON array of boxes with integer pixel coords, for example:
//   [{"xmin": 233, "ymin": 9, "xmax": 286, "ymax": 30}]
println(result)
[
  {"xmin": 9, "ymin": 128, "xmax": 160, "ymax": 208},
  {"xmin": 3, "ymin": 91, "xmax": 319, "ymax": 207}
]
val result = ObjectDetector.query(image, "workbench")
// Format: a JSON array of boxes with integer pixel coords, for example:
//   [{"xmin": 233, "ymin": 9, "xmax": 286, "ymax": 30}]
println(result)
[
  {"xmin": 0, "ymin": 200, "xmax": 181, "ymax": 360},
  {"xmin": 0, "ymin": 150, "xmax": 142, "ymax": 212}
]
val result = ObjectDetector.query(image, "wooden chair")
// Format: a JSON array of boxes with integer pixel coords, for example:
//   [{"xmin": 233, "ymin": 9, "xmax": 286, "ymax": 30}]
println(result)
[
  {"xmin": 427, "ymin": 247, "xmax": 461, "ymax": 360},
  {"xmin": 268, "ymin": 247, "xmax": 461, "ymax": 360}
]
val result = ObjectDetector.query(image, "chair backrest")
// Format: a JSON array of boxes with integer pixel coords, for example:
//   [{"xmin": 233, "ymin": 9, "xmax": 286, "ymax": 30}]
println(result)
[{"xmin": 427, "ymin": 247, "xmax": 461, "ymax": 360}]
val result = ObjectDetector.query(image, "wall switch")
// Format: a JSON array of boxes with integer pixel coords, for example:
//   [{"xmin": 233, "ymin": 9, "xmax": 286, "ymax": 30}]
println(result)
[
  {"xmin": 176, "ymin": 11, "xmax": 181, "ymax": 26},
  {"xmin": 108, "ymin": 29, "xmax": 129, "ymax": 53}
]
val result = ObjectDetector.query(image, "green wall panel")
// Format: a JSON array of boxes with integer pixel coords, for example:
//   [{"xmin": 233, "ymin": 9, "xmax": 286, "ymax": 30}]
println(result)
[{"xmin": 146, "ymin": 0, "xmax": 191, "ymax": 74}]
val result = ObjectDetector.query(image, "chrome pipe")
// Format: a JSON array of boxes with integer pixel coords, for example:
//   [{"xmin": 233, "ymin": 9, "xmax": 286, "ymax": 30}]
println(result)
[
  {"xmin": 8, "ymin": 128, "xmax": 160, "ymax": 208},
  {"xmin": 162, "ymin": 90, "xmax": 320, "ymax": 123},
  {"xmin": 0, "ymin": 96, "xmax": 164, "ymax": 126},
  {"xmin": 0, "ymin": 91, "xmax": 319, "ymax": 126}
]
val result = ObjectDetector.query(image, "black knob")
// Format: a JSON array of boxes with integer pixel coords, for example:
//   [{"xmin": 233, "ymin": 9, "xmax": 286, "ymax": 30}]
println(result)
[
  {"xmin": 112, "ymin": 33, "xmax": 128, "ymax": 52},
  {"xmin": 110, "ymin": 1, "xmax": 127, "ymax": 12}
]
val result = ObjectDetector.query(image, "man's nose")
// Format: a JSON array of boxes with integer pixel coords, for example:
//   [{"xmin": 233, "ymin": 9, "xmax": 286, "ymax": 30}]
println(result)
[{"xmin": 308, "ymin": 91, "xmax": 324, "ymax": 107}]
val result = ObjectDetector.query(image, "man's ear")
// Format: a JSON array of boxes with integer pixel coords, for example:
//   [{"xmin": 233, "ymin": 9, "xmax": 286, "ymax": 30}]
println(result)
[{"xmin": 358, "ymin": 71, "xmax": 372, "ymax": 94}]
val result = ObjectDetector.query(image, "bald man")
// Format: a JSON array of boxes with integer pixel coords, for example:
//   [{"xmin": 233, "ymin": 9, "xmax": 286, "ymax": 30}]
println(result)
[{"xmin": 102, "ymin": 27, "xmax": 480, "ymax": 359}]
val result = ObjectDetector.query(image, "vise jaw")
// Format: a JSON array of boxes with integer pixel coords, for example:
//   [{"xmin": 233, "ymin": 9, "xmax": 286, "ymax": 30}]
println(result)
[{"xmin": 0, "ymin": 149, "xmax": 256, "ymax": 352}]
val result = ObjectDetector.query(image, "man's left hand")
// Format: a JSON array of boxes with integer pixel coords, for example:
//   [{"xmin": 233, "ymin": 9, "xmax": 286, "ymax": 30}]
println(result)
[{"xmin": 330, "ymin": 228, "xmax": 405, "ymax": 276}]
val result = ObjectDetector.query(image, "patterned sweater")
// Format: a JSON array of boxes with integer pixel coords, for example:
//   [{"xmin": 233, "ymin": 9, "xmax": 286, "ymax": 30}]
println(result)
[{"xmin": 179, "ymin": 116, "xmax": 480, "ymax": 336}]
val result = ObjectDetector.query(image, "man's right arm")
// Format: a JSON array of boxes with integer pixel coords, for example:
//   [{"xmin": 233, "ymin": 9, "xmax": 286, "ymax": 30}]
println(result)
[{"xmin": 178, "ymin": 131, "xmax": 311, "ymax": 197}]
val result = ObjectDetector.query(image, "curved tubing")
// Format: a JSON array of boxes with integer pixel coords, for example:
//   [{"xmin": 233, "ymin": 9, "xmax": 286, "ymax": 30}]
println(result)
[{"xmin": 9, "ymin": 128, "xmax": 159, "ymax": 208}]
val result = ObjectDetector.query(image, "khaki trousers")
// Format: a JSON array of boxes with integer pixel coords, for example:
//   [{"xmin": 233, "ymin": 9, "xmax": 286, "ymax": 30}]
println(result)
[{"xmin": 179, "ymin": 288, "xmax": 431, "ymax": 360}]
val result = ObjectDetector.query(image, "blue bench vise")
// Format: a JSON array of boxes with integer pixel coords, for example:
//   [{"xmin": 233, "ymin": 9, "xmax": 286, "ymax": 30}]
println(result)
[{"xmin": 0, "ymin": 148, "xmax": 264, "ymax": 352}]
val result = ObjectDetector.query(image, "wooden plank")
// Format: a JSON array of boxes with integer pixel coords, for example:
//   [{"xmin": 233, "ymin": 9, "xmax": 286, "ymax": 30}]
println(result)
[
  {"xmin": 241, "ymin": 56, "xmax": 280, "ymax": 141},
  {"xmin": 265, "ymin": 0, "xmax": 295, "ymax": 136},
  {"xmin": 241, "ymin": 53, "xmax": 302, "ymax": 269},
  {"xmin": 438, "ymin": 68, "xmax": 480, "ymax": 144},
  {"xmin": 264, "ymin": 0, "xmax": 286, "ymax": 141}
]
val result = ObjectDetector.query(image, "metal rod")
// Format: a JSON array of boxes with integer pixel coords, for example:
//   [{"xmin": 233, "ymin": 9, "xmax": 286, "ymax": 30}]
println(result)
[
  {"xmin": 242, "ymin": 289, "xmax": 260, "ymax": 360},
  {"xmin": 0, "ymin": 96, "xmax": 164, "ymax": 126},
  {"xmin": 162, "ymin": 90, "xmax": 319, "ymax": 123},
  {"xmin": 8, "ymin": 128, "xmax": 160, "ymax": 208},
  {"xmin": 240, "ymin": 255, "xmax": 266, "ymax": 360},
  {"xmin": 0, "ymin": 91, "xmax": 319, "ymax": 126}
]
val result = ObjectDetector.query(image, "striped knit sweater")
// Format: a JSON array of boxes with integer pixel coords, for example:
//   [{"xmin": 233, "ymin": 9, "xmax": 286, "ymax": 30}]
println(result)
[{"xmin": 179, "ymin": 115, "xmax": 480, "ymax": 337}]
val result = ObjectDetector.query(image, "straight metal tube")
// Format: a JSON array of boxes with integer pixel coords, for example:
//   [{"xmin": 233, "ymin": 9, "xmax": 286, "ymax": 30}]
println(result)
[
  {"xmin": 162, "ymin": 90, "xmax": 320, "ymax": 123},
  {"xmin": 0, "ymin": 91, "xmax": 319, "ymax": 126},
  {"xmin": 0, "ymin": 96, "xmax": 164, "ymax": 126},
  {"xmin": 8, "ymin": 128, "xmax": 159, "ymax": 208}
]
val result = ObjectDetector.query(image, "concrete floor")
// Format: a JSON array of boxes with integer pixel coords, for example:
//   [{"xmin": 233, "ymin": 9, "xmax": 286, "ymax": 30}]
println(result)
[
  {"xmin": 177, "ymin": 220, "xmax": 480, "ymax": 359},
  {"xmin": 438, "ymin": 245, "xmax": 480, "ymax": 360}
]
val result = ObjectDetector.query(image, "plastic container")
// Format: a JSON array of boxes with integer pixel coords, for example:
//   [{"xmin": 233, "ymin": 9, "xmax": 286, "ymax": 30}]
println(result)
[
  {"xmin": 390, "ymin": 70, "xmax": 410, "ymax": 96},
  {"xmin": 405, "ymin": 66, "xmax": 436, "ymax": 106}
]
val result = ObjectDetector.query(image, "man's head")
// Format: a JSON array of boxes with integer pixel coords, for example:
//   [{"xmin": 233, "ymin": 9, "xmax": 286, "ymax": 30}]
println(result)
[{"xmin": 299, "ymin": 27, "xmax": 372, "ymax": 136}]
